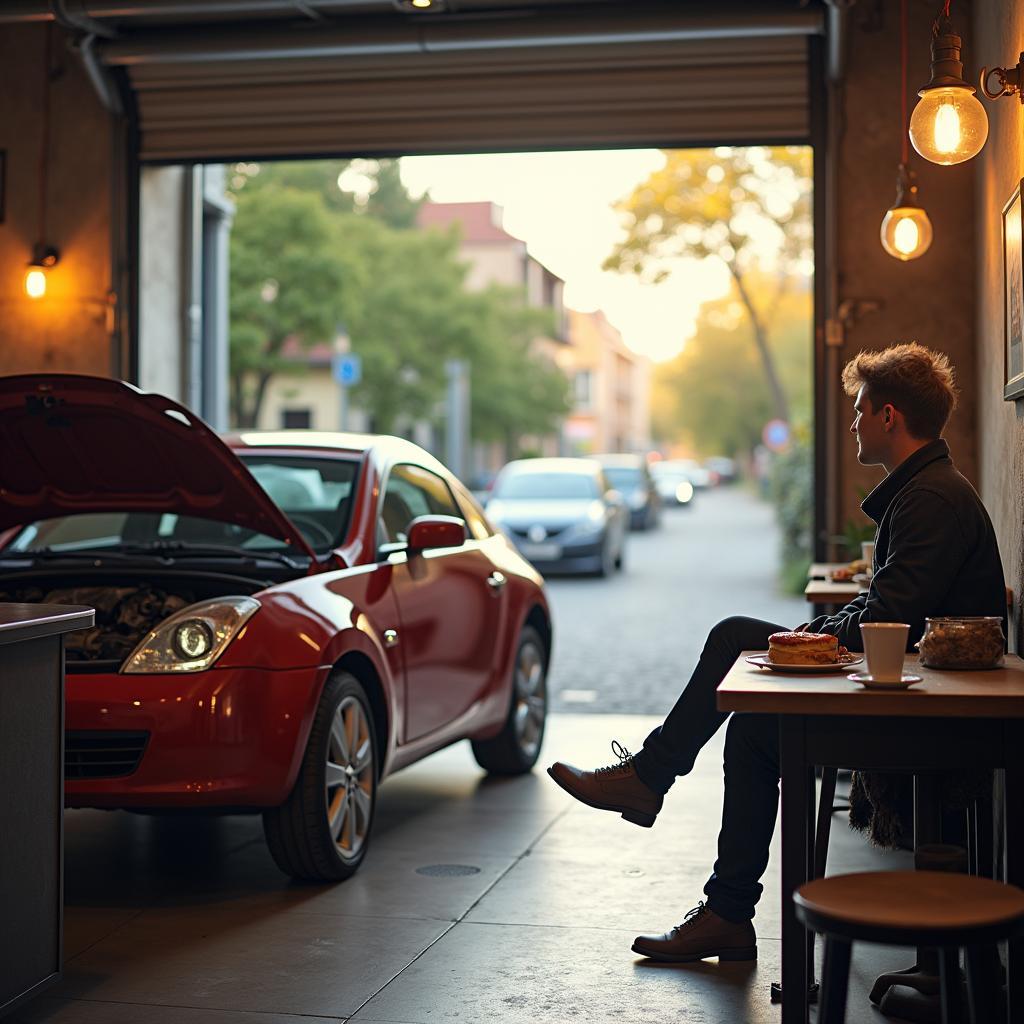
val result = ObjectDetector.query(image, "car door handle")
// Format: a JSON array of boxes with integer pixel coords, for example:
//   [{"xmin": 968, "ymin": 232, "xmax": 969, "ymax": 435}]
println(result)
[{"xmin": 486, "ymin": 571, "xmax": 507, "ymax": 592}]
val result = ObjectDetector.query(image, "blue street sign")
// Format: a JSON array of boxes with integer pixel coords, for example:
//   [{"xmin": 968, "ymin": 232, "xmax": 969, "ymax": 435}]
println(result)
[
  {"xmin": 332, "ymin": 353, "xmax": 361, "ymax": 387},
  {"xmin": 762, "ymin": 418, "xmax": 791, "ymax": 452}
]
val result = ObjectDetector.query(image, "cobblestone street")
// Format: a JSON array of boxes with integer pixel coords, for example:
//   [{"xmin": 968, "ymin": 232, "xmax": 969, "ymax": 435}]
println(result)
[{"xmin": 545, "ymin": 485, "xmax": 807, "ymax": 715}]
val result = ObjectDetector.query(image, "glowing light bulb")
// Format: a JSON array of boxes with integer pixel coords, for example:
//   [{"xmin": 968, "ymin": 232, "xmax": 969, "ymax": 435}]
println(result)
[
  {"xmin": 909, "ymin": 31, "xmax": 989, "ymax": 165},
  {"xmin": 932, "ymin": 99, "xmax": 962, "ymax": 153},
  {"xmin": 893, "ymin": 217, "xmax": 921, "ymax": 255},
  {"xmin": 25, "ymin": 268, "xmax": 47, "ymax": 299},
  {"xmin": 880, "ymin": 165, "xmax": 933, "ymax": 261}
]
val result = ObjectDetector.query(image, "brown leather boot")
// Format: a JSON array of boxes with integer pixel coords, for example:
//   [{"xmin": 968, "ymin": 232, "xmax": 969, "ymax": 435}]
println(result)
[
  {"xmin": 632, "ymin": 902, "xmax": 757, "ymax": 962},
  {"xmin": 547, "ymin": 741, "xmax": 663, "ymax": 827}
]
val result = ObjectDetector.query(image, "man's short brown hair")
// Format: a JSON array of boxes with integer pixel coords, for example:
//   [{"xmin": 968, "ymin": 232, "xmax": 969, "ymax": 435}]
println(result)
[{"xmin": 841, "ymin": 342, "xmax": 958, "ymax": 440}]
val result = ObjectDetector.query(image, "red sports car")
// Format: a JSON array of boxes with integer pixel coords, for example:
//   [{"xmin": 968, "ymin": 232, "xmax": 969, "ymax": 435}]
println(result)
[{"xmin": 0, "ymin": 374, "xmax": 552, "ymax": 881}]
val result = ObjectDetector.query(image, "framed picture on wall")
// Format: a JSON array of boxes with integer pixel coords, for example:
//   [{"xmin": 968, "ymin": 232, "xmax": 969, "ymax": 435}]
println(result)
[{"xmin": 1003, "ymin": 180, "xmax": 1024, "ymax": 401}]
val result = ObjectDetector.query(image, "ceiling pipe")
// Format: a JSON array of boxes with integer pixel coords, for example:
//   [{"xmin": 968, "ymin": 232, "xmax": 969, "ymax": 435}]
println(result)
[
  {"xmin": 89, "ymin": 7, "xmax": 823, "ymax": 66},
  {"xmin": 0, "ymin": 0, "xmax": 376, "ymax": 21}
]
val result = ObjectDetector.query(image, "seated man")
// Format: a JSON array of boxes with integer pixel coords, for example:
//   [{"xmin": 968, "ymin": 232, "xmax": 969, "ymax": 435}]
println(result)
[{"xmin": 548, "ymin": 342, "xmax": 1006, "ymax": 963}]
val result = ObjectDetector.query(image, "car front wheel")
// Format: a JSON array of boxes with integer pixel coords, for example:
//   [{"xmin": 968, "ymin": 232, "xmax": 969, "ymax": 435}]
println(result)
[
  {"xmin": 263, "ymin": 671, "xmax": 377, "ymax": 882},
  {"xmin": 471, "ymin": 625, "xmax": 547, "ymax": 775}
]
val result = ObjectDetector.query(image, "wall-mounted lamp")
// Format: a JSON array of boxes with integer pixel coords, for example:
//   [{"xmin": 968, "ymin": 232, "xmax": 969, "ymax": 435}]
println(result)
[
  {"xmin": 24, "ymin": 245, "xmax": 59, "ymax": 300},
  {"xmin": 909, "ymin": 5, "xmax": 989, "ymax": 166},
  {"xmin": 880, "ymin": 165, "xmax": 933, "ymax": 261},
  {"xmin": 980, "ymin": 52, "xmax": 1024, "ymax": 104}
]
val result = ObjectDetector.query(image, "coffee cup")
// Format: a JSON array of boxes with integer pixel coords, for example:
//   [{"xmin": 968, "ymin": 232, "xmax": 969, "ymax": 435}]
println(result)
[
  {"xmin": 859, "ymin": 622, "xmax": 910, "ymax": 682},
  {"xmin": 861, "ymin": 541, "xmax": 875, "ymax": 569}
]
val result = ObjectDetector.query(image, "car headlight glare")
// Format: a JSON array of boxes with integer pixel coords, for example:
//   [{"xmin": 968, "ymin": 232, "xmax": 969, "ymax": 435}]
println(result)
[
  {"xmin": 676, "ymin": 481, "xmax": 694, "ymax": 503},
  {"xmin": 121, "ymin": 597, "xmax": 260, "ymax": 674},
  {"xmin": 173, "ymin": 619, "xmax": 214, "ymax": 660}
]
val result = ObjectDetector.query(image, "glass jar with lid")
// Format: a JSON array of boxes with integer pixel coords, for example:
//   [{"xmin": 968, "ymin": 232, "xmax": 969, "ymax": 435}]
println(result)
[{"xmin": 917, "ymin": 616, "xmax": 1005, "ymax": 670}]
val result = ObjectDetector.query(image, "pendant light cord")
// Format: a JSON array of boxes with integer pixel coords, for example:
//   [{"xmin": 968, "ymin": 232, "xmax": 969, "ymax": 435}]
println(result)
[
  {"xmin": 900, "ymin": 0, "xmax": 909, "ymax": 166},
  {"xmin": 38, "ymin": 23, "xmax": 52, "ymax": 248}
]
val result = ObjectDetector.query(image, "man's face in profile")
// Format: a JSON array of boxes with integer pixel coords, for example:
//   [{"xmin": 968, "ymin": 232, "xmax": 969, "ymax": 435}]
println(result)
[{"xmin": 850, "ymin": 385, "xmax": 887, "ymax": 466}]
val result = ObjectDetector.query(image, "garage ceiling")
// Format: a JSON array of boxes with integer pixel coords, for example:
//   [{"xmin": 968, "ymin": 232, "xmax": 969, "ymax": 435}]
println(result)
[{"xmin": 5, "ymin": 1, "xmax": 826, "ymax": 161}]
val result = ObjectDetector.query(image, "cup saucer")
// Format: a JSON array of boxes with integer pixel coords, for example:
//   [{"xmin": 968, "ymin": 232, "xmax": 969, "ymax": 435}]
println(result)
[{"xmin": 847, "ymin": 671, "xmax": 923, "ymax": 690}]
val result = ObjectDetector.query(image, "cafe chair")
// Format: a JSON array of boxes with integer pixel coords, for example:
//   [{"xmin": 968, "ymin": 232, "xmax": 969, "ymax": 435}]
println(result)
[{"xmin": 793, "ymin": 871, "xmax": 1024, "ymax": 1024}]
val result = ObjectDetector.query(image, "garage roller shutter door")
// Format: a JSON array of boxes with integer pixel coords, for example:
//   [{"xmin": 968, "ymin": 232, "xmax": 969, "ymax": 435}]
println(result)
[{"xmin": 108, "ymin": 13, "xmax": 818, "ymax": 162}]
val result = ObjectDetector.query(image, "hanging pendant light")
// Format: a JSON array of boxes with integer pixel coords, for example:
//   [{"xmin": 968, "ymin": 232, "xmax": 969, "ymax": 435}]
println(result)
[
  {"xmin": 881, "ymin": 0, "xmax": 933, "ymax": 261},
  {"xmin": 880, "ymin": 165, "xmax": 933, "ymax": 260},
  {"xmin": 908, "ymin": 1, "xmax": 989, "ymax": 165}
]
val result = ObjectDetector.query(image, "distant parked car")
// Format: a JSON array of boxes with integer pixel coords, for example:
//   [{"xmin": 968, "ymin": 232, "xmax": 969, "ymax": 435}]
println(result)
[
  {"xmin": 486, "ymin": 458, "xmax": 629, "ymax": 576},
  {"xmin": 650, "ymin": 461, "xmax": 696, "ymax": 508},
  {"xmin": 592, "ymin": 453, "xmax": 661, "ymax": 531},
  {"xmin": 676, "ymin": 458, "xmax": 713, "ymax": 489},
  {"xmin": 704, "ymin": 456, "xmax": 738, "ymax": 485}
]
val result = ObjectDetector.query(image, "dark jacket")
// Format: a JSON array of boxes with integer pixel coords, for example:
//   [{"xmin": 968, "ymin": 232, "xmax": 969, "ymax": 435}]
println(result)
[{"xmin": 806, "ymin": 438, "xmax": 1006, "ymax": 652}]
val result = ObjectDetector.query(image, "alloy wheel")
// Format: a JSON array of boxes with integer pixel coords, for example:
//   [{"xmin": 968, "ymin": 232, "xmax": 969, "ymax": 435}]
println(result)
[
  {"xmin": 325, "ymin": 695, "xmax": 374, "ymax": 859},
  {"xmin": 513, "ymin": 638, "xmax": 546, "ymax": 761}
]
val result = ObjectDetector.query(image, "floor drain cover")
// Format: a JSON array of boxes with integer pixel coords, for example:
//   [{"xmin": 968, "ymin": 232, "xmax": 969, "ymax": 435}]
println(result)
[{"xmin": 415, "ymin": 864, "xmax": 481, "ymax": 877}]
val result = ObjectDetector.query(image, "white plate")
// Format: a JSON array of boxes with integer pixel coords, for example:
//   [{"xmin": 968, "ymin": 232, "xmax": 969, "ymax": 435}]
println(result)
[
  {"xmin": 847, "ymin": 671, "xmax": 923, "ymax": 690},
  {"xmin": 745, "ymin": 653, "xmax": 863, "ymax": 674}
]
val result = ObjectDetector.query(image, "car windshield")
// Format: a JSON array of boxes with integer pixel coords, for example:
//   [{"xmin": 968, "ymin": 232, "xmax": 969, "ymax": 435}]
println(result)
[
  {"xmin": 494, "ymin": 472, "xmax": 598, "ymax": 500},
  {"xmin": 6, "ymin": 454, "xmax": 360, "ymax": 555},
  {"xmin": 602, "ymin": 467, "xmax": 642, "ymax": 490},
  {"xmin": 651, "ymin": 463, "xmax": 691, "ymax": 481}
]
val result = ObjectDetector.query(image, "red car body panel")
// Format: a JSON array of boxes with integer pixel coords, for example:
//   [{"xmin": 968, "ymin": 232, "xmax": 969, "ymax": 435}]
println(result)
[
  {"xmin": 1, "ymin": 379, "xmax": 551, "ymax": 812},
  {"xmin": 0, "ymin": 374, "xmax": 315, "ymax": 557}
]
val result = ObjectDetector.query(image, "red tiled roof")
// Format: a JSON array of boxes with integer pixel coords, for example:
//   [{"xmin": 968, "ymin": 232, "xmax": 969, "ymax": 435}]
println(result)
[{"xmin": 417, "ymin": 201, "xmax": 522, "ymax": 243}]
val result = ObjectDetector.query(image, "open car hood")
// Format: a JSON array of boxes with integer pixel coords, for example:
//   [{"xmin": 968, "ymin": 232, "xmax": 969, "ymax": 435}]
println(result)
[{"xmin": 0, "ymin": 374, "xmax": 317, "ymax": 558}]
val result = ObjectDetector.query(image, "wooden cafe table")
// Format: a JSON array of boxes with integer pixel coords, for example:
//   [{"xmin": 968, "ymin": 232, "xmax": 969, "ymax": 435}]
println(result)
[{"xmin": 717, "ymin": 652, "xmax": 1024, "ymax": 1024}]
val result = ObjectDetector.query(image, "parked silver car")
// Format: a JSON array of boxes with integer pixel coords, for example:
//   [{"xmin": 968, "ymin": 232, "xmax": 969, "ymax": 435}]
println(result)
[{"xmin": 485, "ymin": 458, "xmax": 629, "ymax": 576}]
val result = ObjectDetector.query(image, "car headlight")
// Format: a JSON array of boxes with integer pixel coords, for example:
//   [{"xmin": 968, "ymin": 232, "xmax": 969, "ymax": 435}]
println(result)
[
  {"xmin": 121, "ymin": 597, "xmax": 261, "ymax": 674},
  {"xmin": 628, "ymin": 491, "xmax": 647, "ymax": 510},
  {"xmin": 676, "ymin": 481, "xmax": 694, "ymax": 503}
]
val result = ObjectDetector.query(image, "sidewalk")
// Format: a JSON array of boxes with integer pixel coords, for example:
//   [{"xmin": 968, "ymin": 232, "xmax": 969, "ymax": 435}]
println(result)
[{"xmin": 19, "ymin": 715, "xmax": 911, "ymax": 1024}]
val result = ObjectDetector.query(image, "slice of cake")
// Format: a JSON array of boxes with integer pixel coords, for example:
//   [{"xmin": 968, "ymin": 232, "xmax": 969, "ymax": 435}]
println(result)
[{"xmin": 767, "ymin": 631, "xmax": 840, "ymax": 665}]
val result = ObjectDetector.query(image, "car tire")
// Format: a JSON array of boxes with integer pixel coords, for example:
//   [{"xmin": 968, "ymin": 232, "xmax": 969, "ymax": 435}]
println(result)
[
  {"xmin": 597, "ymin": 540, "xmax": 615, "ymax": 578},
  {"xmin": 263, "ymin": 671, "xmax": 378, "ymax": 882},
  {"xmin": 471, "ymin": 625, "xmax": 547, "ymax": 776}
]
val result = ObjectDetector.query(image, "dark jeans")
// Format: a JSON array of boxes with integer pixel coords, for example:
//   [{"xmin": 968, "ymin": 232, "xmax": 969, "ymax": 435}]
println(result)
[{"xmin": 632, "ymin": 616, "xmax": 787, "ymax": 924}]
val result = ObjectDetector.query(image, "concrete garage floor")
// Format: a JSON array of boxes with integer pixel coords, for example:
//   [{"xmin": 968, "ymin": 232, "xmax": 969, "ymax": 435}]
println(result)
[{"xmin": 16, "ymin": 715, "xmax": 916, "ymax": 1024}]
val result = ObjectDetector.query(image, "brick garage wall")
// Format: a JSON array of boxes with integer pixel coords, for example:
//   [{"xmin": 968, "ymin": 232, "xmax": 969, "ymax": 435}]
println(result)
[
  {"xmin": 0, "ymin": 24, "xmax": 114, "ymax": 376},
  {"xmin": 974, "ymin": 0, "xmax": 1024, "ymax": 649},
  {"xmin": 831, "ymin": 0, "xmax": 978, "ymax": 532}
]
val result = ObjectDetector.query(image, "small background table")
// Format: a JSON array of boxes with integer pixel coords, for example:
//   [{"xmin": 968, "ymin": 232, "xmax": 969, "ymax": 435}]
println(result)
[
  {"xmin": 718, "ymin": 652, "xmax": 1024, "ymax": 1024},
  {"xmin": 0, "ymin": 603, "xmax": 94, "ymax": 1019}
]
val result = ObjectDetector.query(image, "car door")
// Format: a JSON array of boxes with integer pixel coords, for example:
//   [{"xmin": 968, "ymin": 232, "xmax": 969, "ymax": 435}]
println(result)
[{"xmin": 379, "ymin": 463, "xmax": 508, "ymax": 743}]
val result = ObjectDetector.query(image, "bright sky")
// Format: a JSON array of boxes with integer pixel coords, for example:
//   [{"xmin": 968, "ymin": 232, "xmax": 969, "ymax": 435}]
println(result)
[{"xmin": 399, "ymin": 151, "xmax": 732, "ymax": 364}]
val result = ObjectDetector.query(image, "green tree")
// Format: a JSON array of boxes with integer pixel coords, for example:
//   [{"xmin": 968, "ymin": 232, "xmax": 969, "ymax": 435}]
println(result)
[
  {"xmin": 461, "ymin": 286, "xmax": 570, "ymax": 458},
  {"xmin": 605, "ymin": 147, "xmax": 812, "ymax": 424},
  {"xmin": 229, "ymin": 185, "xmax": 357, "ymax": 427},
  {"xmin": 228, "ymin": 158, "xmax": 422, "ymax": 227},
  {"xmin": 651, "ymin": 281, "xmax": 812, "ymax": 456}
]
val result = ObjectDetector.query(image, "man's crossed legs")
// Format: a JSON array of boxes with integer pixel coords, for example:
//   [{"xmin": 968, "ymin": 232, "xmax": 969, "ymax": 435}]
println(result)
[{"xmin": 548, "ymin": 616, "xmax": 786, "ymax": 962}]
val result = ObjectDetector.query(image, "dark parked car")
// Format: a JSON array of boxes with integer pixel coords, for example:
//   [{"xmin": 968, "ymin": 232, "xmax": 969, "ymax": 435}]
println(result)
[
  {"xmin": 485, "ymin": 458, "xmax": 629, "ymax": 577},
  {"xmin": 0, "ymin": 373, "xmax": 552, "ymax": 883},
  {"xmin": 592, "ymin": 453, "xmax": 661, "ymax": 531}
]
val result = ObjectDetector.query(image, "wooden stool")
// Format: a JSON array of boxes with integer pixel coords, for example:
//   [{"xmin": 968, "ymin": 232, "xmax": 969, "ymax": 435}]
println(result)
[{"xmin": 794, "ymin": 871, "xmax": 1024, "ymax": 1024}]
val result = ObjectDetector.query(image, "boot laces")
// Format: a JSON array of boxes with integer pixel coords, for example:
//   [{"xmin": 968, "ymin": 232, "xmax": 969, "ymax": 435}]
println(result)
[
  {"xmin": 594, "ymin": 739, "xmax": 635, "ymax": 775},
  {"xmin": 677, "ymin": 901, "xmax": 710, "ymax": 929}
]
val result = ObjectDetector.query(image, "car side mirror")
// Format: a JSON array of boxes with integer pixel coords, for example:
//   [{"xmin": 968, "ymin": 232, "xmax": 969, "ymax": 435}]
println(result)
[{"xmin": 406, "ymin": 515, "xmax": 466, "ymax": 553}]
